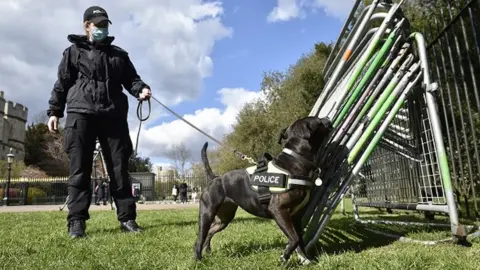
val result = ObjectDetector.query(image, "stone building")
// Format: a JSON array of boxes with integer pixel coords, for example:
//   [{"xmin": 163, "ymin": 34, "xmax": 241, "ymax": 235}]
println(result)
[
  {"xmin": 154, "ymin": 166, "xmax": 177, "ymax": 182},
  {"xmin": 0, "ymin": 91, "xmax": 28, "ymax": 161}
]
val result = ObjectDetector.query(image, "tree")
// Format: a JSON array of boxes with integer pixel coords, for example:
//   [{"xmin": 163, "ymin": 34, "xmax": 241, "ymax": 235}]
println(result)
[
  {"xmin": 24, "ymin": 123, "xmax": 49, "ymax": 167},
  {"xmin": 165, "ymin": 143, "xmax": 192, "ymax": 180},
  {"xmin": 128, "ymin": 154, "xmax": 153, "ymax": 172},
  {"xmin": 19, "ymin": 166, "xmax": 49, "ymax": 178},
  {"xmin": 190, "ymin": 161, "xmax": 205, "ymax": 178},
  {"xmin": 42, "ymin": 131, "xmax": 69, "ymax": 176},
  {"xmin": 210, "ymin": 42, "xmax": 333, "ymax": 174},
  {"xmin": 0, "ymin": 160, "xmax": 26, "ymax": 179},
  {"xmin": 23, "ymin": 122, "xmax": 68, "ymax": 176}
]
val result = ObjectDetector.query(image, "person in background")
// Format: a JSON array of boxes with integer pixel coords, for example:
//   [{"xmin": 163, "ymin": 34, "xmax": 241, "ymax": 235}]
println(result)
[
  {"xmin": 95, "ymin": 180, "xmax": 109, "ymax": 206},
  {"xmin": 172, "ymin": 184, "xmax": 179, "ymax": 203},
  {"xmin": 179, "ymin": 181, "xmax": 188, "ymax": 204},
  {"xmin": 191, "ymin": 186, "xmax": 198, "ymax": 203},
  {"xmin": 47, "ymin": 5, "xmax": 151, "ymax": 238}
]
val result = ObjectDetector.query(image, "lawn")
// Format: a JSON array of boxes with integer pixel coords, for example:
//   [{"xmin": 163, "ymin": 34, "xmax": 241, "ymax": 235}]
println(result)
[{"xmin": 0, "ymin": 205, "xmax": 479, "ymax": 270}]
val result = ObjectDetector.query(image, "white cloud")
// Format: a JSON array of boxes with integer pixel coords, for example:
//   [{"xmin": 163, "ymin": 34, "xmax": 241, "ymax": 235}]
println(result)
[
  {"xmin": 131, "ymin": 88, "xmax": 266, "ymax": 161},
  {"xmin": 0, "ymin": 0, "xmax": 232, "ymax": 129},
  {"xmin": 267, "ymin": 0, "xmax": 302, "ymax": 23},
  {"xmin": 267, "ymin": 0, "xmax": 355, "ymax": 22}
]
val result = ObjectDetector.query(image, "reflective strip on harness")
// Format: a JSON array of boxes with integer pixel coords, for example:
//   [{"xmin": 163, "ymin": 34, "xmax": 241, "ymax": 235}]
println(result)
[{"xmin": 289, "ymin": 178, "xmax": 314, "ymax": 187}]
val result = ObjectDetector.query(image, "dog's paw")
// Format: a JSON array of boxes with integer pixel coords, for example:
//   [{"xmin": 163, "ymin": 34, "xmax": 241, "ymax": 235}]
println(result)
[
  {"xmin": 295, "ymin": 248, "xmax": 315, "ymax": 265},
  {"xmin": 280, "ymin": 255, "xmax": 287, "ymax": 263},
  {"xmin": 298, "ymin": 255, "xmax": 313, "ymax": 266}
]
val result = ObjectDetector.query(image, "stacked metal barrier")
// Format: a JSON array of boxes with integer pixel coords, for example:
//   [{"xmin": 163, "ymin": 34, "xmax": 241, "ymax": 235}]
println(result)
[{"xmin": 299, "ymin": 0, "xmax": 468, "ymax": 253}]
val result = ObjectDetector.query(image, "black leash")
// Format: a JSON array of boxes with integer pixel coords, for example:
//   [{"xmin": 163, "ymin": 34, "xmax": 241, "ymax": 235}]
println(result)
[
  {"xmin": 134, "ymin": 98, "xmax": 151, "ymax": 158},
  {"xmin": 133, "ymin": 96, "xmax": 256, "ymax": 165}
]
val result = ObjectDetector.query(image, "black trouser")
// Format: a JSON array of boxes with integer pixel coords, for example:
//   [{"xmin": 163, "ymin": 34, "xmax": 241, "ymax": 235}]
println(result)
[
  {"xmin": 180, "ymin": 192, "xmax": 187, "ymax": 203},
  {"xmin": 64, "ymin": 112, "xmax": 136, "ymax": 222}
]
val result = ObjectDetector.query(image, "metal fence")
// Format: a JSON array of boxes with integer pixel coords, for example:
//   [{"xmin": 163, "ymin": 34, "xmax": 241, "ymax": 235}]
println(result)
[
  {"xmin": 350, "ymin": 0, "xmax": 480, "ymax": 223},
  {"xmin": 0, "ymin": 177, "xmax": 69, "ymax": 206},
  {"xmin": 0, "ymin": 172, "xmax": 209, "ymax": 205},
  {"xmin": 424, "ymin": 0, "xmax": 480, "ymax": 219},
  {"xmin": 153, "ymin": 173, "xmax": 208, "ymax": 201}
]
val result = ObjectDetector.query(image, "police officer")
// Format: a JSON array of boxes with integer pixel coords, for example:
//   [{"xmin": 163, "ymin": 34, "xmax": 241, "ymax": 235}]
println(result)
[{"xmin": 47, "ymin": 6, "xmax": 151, "ymax": 238}]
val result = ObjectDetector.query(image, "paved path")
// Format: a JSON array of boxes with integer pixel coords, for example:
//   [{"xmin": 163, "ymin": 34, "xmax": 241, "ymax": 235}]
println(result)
[{"xmin": 0, "ymin": 202, "xmax": 199, "ymax": 213}]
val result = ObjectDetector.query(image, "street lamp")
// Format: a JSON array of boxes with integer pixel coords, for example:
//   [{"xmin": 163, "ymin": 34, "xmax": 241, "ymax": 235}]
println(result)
[{"xmin": 3, "ymin": 148, "xmax": 15, "ymax": 207}]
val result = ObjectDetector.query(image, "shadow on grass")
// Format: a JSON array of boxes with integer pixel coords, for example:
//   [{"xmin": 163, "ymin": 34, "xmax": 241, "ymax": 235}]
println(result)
[
  {"xmin": 88, "ymin": 216, "xmax": 271, "ymax": 234},
  {"xmin": 308, "ymin": 217, "xmax": 398, "ymax": 257},
  {"xmin": 214, "ymin": 215, "xmax": 457, "ymax": 259}
]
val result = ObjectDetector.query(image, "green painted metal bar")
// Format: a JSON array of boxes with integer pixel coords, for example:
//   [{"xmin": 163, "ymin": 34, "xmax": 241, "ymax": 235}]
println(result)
[
  {"xmin": 331, "ymin": 35, "xmax": 405, "ymax": 146},
  {"xmin": 348, "ymin": 62, "xmax": 421, "ymax": 163},
  {"xmin": 332, "ymin": 18, "xmax": 406, "ymax": 128},
  {"xmin": 311, "ymin": 2, "xmax": 402, "ymax": 118},
  {"xmin": 302, "ymin": 59, "xmax": 420, "ymax": 244},
  {"xmin": 304, "ymin": 64, "xmax": 423, "ymax": 252},
  {"xmin": 302, "ymin": 9, "xmax": 399, "ymax": 232},
  {"xmin": 310, "ymin": 0, "xmax": 381, "ymax": 117}
]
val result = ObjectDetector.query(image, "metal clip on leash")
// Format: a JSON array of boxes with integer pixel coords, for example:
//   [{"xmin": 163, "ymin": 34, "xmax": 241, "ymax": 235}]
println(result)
[{"xmin": 136, "ymin": 95, "xmax": 257, "ymax": 165}]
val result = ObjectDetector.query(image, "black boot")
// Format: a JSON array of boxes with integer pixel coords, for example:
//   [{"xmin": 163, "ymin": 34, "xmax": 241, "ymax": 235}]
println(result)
[
  {"xmin": 120, "ymin": 220, "xmax": 142, "ymax": 233},
  {"xmin": 67, "ymin": 220, "xmax": 86, "ymax": 238}
]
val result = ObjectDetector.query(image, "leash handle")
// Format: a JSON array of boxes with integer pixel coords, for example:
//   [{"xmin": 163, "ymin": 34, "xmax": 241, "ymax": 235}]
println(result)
[{"xmin": 134, "ymin": 98, "xmax": 151, "ymax": 158}]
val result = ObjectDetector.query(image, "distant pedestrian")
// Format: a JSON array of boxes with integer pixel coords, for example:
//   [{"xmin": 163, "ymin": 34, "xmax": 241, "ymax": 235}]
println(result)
[
  {"xmin": 179, "ymin": 182, "xmax": 188, "ymax": 203},
  {"xmin": 172, "ymin": 184, "xmax": 179, "ymax": 202},
  {"xmin": 192, "ymin": 187, "xmax": 198, "ymax": 203}
]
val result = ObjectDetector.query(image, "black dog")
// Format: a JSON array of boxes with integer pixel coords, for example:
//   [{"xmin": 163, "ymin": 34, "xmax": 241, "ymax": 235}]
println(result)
[{"xmin": 194, "ymin": 116, "xmax": 333, "ymax": 264}]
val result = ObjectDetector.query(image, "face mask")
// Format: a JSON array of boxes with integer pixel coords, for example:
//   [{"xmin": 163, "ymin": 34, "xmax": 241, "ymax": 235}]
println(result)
[{"xmin": 91, "ymin": 27, "xmax": 109, "ymax": 41}]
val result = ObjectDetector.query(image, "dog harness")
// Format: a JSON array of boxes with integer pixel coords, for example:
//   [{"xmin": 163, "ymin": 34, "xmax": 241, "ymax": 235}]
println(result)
[{"xmin": 246, "ymin": 149, "xmax": 321, "ymax": 215}]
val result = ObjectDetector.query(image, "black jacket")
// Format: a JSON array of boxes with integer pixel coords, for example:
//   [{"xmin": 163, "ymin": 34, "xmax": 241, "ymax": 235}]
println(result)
[{"xmin": 47, "ymin": 34, "xmax": 150, "ymax": 118}]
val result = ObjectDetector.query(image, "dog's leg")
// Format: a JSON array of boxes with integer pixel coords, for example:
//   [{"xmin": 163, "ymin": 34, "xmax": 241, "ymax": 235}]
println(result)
[
  {"xmin": 293, "ymin": 218, "xmax": 315, "ymax": 265},
  {"xmin": 194, "ymin": 184, "xmax": 225, "ymax": 261},
  {"xmin": 194, "ymin": 202, "xmax": 215, "ymax": 261},
  {"xmin": 203, "ymin": 202, "xmax": 238, "ymax": 254},
  {"xmin": 269, "ymin": 205, "xmax": 301, "ymax": 264}
]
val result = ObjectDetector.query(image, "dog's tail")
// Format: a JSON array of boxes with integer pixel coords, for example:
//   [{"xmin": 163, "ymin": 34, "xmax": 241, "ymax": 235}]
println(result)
[{"xmin": 201, "ymin": 142, "xmax": 216, "ymax": 181}]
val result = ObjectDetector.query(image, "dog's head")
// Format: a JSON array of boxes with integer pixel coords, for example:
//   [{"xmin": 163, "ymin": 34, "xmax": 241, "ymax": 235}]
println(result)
[{"xmin": 277, "ymin": 116, "xmax": 333, "ymax": 152}]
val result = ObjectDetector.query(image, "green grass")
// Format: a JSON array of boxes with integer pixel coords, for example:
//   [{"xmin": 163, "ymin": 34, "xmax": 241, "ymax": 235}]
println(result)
[{"xmin": 0, "ymin": 206, "xmax": 479, "ymax": 270}]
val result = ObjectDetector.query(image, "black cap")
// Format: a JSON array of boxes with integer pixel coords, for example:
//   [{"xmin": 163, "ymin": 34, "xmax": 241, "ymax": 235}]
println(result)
[{"xmin": 83, "ymin": 6, "xmax": 112, "ymax": 24}]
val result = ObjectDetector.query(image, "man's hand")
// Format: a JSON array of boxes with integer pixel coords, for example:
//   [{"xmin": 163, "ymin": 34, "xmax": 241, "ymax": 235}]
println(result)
[
  {"xmin": 48, "ymin": 116, "xmax": 59, "ymax": 133},
  {"xmin": 138, "ymin": 88, "xmax": 152, "ymax": 101}
]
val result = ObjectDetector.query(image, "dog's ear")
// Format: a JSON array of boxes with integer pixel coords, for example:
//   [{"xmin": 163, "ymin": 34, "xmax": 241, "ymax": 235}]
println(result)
[
  {"xmin": 277, "ymin": 127, "xmax": 287, "ymax": 145},
  {"xmin": 308, "ymin": 117, "xmax": 333, "ymax": 133}
]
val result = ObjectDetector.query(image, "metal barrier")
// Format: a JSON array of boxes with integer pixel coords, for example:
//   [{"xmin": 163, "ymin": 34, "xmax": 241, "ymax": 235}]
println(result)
[
  {"xmin": 298, "ymin": 0, "xmax": 479, "ymax": 254},
  {"xmin": 353, "ymin": 0, "xmax": 480, "ymax": 222}
]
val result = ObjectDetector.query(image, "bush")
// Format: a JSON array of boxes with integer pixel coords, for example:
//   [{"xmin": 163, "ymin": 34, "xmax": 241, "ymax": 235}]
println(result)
[
  {"xmin": 27, "ymin": 187, "xmax": 47, "ymax": 205},
  {"xmin": 0, "ymin": 188, "xmax": 20, "ymax": 198}
]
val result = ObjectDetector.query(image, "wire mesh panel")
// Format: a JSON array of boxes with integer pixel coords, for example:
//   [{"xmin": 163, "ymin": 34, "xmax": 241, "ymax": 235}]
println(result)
[
  {"xmin": 354, "ymin": 91, "xmax": 448, "ymax": 209},
  {"xmin": 353, "ymin": 0, "xmax": 480, "ymax": 219}
]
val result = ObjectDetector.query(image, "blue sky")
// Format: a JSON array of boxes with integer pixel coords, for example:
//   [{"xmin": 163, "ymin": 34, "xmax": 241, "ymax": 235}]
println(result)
[
  {"xmin": 140, "ymin": 0, "xmax": 351, "ymax": 167},
  {"xmin": 148, "ymin": 0, "xmax": 346, "ymax": 128}
]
